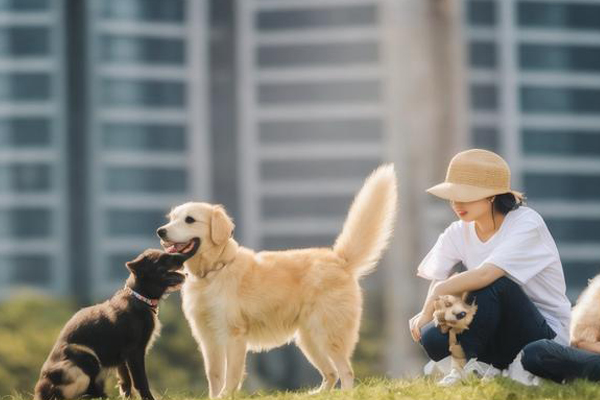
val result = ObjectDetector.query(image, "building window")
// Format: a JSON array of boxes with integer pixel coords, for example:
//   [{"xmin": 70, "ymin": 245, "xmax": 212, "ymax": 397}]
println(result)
[
  {"xmin": 258, "ymin": 42, "xmax": 379, "ymax": 68},
  {"xmin": 261, "ymin": 159, "xmax": 380, "ymax": 181},
  {"xmin": 521, "ymin": 87, "xmax": 600, "ymax": 114},
  {"xmin": 262, "ymin": 195, "xmax": 352, "ymax": 219},
  {"xmin": 0, "ymin": 0, "xmax": 49, "ymax": 12},
  {"xmin": 469, "ymin": 41, "xmax": 497, "ymax": 68},
  {"xmin": 546, "ymin": 218, "xmax": 600, "ymax": 243},
  {"xmin": 0, "ymin": 118, "xmax": 51, "ymax": 147},
  {"xmin": 101, "ymin": 79, "xmax": 185, "ymax": 107},
  {"xmin": 100, "ymin": 36, "xmax": 185, "ymax": 65},
  {"xmin": 258, "ymin": 80, "xmax": 380, "ymax": 104},
  {"xmin": 106, "ymin": 209, "xmax": 167, "ymax": 236},
  {"xmin": 256, "ymin": 4, "xmax": 377, "ymax": 31},
  {"xmin": 470, "ymin": 84, "xmax": 498, "ymax": 111},
  {"xmin": 7, "ymin": 254, "xmax": 52, "ymax": 286},
  {"xmin": 518, "ymin": 2, "xmax": 600, "ymax": 31},
  {"xmin": 466, "ymin": 0, "xmax": 496, "ymax": 27},
  {"xmin": 99, "ymin": 0, "xmax": 185, "ymax": 22},
  {"xmin": 0, "ymin": 73, "xmax": 51, "ymax": 101},
  {"xmin": 0, "ymin": 208, "xmax": 52, "ymax": 238},
  {"xmin": 520, "ymin": 44, "xmax": 600, "ymax": 73},
  {"xmin": 0, "ymin": 27, "xmax": 49, "ymax": 56},
  {"xmin": 525, "ymin": 173, "xmax": 600, "ymax": 200},
  {"xmin": 105, "ymin": 167, "xmax": 187, "ymax": 193},
  {"xmin": 523, "ymin": 129, "xmax": 600, "ymax": 157},
  {"xmin": 0, "ymin": 164, "xmax": 52, "ymax": 192},
  {"xmin": 103, "ymin": 123, "xmax": 185, "ymax": 151},
  {"xmin": 259, "ymin": 119, "xmax": 382, "ymax": 144}
]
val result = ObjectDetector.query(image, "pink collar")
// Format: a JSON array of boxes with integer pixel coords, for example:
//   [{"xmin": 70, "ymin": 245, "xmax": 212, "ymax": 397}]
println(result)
[{"xmin": 124, "ymin": 286, "xmax": 159, "ymax": 313}]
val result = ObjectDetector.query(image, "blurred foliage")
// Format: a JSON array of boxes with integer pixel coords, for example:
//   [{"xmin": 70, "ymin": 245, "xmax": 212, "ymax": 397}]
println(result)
[
  {"xmin": 0, "ymin": 293, "xmax": 207, "ymax": 397},
  {"xmin": 0, "ymin": 292, "xmax": 385, "ymax": 397},
  {"xmin": 0, "ymin": 294, "xmax": 73, "ymax": 397}
]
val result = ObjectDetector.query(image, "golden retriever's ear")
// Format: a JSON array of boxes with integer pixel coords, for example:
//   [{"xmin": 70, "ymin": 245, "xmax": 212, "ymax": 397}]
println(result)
[{"xmin": 211, "ymin": 205, "xmax": 234, "ymax": 245}]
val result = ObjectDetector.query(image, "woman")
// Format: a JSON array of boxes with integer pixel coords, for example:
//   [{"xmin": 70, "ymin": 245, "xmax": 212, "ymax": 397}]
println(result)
[{"xmin": 409, "ymin": 149, "xmax": 571, "ymax": 384}]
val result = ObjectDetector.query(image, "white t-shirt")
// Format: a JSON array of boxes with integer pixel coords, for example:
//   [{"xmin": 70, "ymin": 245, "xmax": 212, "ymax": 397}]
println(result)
[{"xmin": 417, "ymin": 206, "xmax": 571, "ymax": 344}]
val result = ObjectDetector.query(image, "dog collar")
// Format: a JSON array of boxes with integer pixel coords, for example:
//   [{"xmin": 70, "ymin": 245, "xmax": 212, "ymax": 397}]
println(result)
[{"xmin": 124, "ymin": 286, "xmax": 159, "ymax": 314}]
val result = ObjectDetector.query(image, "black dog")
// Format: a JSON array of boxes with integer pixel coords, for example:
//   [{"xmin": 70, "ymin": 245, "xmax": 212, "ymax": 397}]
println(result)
[{"xmin": 34, "ymin": 242, "xmax": 199, "ymax": 400}]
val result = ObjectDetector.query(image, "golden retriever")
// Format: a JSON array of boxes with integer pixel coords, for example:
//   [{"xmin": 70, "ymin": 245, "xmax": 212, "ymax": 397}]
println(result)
[
  {"xmin": 570, "ymin": 274, "xmax": 600, "ymax": 347},
  {"xmin": 156, "ymin": 165, "xmax": 397, "ymax": 398}
]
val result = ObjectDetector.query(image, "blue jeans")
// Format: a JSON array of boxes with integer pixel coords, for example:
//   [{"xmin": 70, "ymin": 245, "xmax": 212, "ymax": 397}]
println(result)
[
  {"xmin": 522, "ymin": 339, "xmax": 600, "ymax": 383},
  {"xmin": 420, "ymin": 277, "xmax": 556, "ymax": 369}
]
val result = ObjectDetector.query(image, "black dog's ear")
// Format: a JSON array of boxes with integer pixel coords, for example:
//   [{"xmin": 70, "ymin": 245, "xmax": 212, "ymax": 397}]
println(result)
[{"xmin": 126, "ymin": 253, "xmax": 146, "ymax": 272}]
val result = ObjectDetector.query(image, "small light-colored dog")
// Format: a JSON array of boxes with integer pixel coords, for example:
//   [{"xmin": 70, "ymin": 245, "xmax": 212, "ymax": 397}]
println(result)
[
  {"xmin": 570, "ymin": 275, "xmax": 600, "ymax": 347},
  {"xmin": 156, "ymin": 165, "xmax": 397, "ymax": 398},
  {"xmin": 433, "ymin": 293, "xmax": 477, "ymax": 371}
]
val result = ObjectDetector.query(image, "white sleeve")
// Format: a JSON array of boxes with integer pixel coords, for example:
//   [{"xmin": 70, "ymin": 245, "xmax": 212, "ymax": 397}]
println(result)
[
  {"xmin": 483, "ymin": 218, "xmax": 555, "ymax": 284},
  {"xmin": 417, "ymin": 223, "xmax": 463, "ymax": 281}
]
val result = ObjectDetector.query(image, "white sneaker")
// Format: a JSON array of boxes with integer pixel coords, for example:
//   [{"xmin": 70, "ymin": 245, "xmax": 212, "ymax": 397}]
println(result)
[
  {"xmin": 437, "ymin": 368, "xmax": 466, "ymax": 386},
  {"xmin": 463, "ymin": 358, "xmax": 489, "ymax": 377},
  {"xmin": 504, "ymin": 352, "xmax": 540, "ymax": 386},
  {"xmin": 482, "ymin": 365, "xmax": 502, "ymax": 381},
  {"xmin": 423, "ymin": 356, "xmax": 452, "ymax": 376}
]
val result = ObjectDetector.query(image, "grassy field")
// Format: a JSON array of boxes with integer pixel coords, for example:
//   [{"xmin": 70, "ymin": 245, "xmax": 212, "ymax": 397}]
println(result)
[{"xmin": 5, "ymin": 377, "xmax": 600, "ymax": 400}]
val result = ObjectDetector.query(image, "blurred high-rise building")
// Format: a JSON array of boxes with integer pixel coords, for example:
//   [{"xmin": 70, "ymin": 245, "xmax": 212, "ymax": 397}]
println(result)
[
  {"xmin": 0, "ymin": 0, "xmax": 69, "ymax": 296},
  {"xmin": 85, "ymin": 0, "xmax": 210, "ymax": 299},
  {"xmin": 464, "ymin": 0, "xmax": 600, "ymax": 299},
  {"xmin": 0, "ymin": 0, "xmax": 599, "ymax": 384}
]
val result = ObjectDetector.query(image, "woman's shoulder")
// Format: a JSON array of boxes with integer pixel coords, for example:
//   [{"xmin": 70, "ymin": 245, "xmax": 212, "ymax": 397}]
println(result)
[
  {"xmin": 506, "ymin": 206, "xmax": 545, "ymax": 229},
  {"xmin": 444, "ymin": 219, "xmax": 468, "ymax": 237}
]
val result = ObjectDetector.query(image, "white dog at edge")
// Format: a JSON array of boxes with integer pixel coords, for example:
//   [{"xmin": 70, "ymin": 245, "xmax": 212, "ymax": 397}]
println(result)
[{"xmin": 157, "ymin": 165, "xmax": 398, "ymax": 398}]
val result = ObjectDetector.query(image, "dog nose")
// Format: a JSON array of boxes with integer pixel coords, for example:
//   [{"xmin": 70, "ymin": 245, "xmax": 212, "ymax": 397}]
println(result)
[
  {"xmin": 157, "ymin": 228, "xmax": 167, "ymax": 239},
  {"xmin": 456, "ymin": 312, "xmax": 466, "ymax": 320}
]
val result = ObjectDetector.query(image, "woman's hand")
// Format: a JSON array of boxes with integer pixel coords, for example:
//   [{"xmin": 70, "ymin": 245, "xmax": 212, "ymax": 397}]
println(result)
[{"xmin": 409, "ymin": 311, "xmax": 433, "ymax": 342}]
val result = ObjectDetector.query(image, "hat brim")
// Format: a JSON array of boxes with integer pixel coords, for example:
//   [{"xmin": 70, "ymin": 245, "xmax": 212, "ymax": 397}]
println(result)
[{"xmin": 426, "ymin": 182, "xmax": 522, "ymax": 203}]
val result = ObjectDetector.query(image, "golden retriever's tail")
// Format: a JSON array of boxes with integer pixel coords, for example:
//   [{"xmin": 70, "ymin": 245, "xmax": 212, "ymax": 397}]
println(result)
[{"xmin": 333, "ymin": 164, "xmax": 398, "ymax": 278}]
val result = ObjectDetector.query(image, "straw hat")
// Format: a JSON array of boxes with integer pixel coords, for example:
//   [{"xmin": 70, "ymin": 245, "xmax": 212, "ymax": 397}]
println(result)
[{"xmin": 427, "ymin": 149, "xmax": 524, "ymax": 203}]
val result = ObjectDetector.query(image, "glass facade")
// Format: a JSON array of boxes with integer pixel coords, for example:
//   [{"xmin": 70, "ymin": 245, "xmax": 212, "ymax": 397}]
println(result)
[
  {"xmin": 238, "ymin": 0, "xmax": 385, "ymax": 257},
  {"xmin": 87, "ymin": 0, "xmax": 209, "ymax": 298},
  {"xmin": 0, "ymin": 0, "xmax": 67, "ymax": 294},
  {"xmin": 0, "ymin": 0, "xmax": 211, "ymax": 299},
  {"xmin": 465, "ymin": 0, "xmax": 600, "ymax": 300}
]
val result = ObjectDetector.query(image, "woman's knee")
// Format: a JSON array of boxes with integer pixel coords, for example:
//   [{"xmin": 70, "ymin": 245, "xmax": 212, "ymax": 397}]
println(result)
[
  {"xmin": 420, "ymin": 323, "xmax": 450, "ymax": 362},
  {"xmin": 521, "ymin": 339, "xmax": 553, "ymax": 372}
]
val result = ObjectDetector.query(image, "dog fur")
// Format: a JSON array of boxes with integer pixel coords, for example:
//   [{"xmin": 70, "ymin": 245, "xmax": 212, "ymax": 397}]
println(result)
[
  {"xmin": 157, "ymin": 164, "xmax": 398, "ymax": 398},
  {"xmin": 570, "ymin": 274, "xmax": 600, "ymax": 347},
  {"xmin": 34, "ymin": 248, "xmax": 196, "ymax": 400},
  {"xmin": 433, "ymin": 293, "xmax": 477, "ymax": 371}
]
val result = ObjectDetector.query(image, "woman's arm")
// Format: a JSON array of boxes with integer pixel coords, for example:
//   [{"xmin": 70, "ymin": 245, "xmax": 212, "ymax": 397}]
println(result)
[
  {"xmin": 431, "ymin": 263, "xmax": 506, "ymax": 297},
  {"xmin": 411, "ymin": 264, "xmax": 506, "ymax": 341}
]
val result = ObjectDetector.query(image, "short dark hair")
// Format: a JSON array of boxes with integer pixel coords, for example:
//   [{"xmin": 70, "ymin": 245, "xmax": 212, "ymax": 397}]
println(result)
[{"xmin": 493, "ymin": 192, "xmax": 523, "ymax": 215}]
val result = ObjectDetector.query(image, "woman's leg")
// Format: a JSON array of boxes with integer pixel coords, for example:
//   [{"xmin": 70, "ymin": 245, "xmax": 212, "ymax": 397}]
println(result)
[
  {"xmin": 458, "ymin": 277, "xmax": 555, "ymax": 369},
  {"xmin": 522, "ymin": 339, "xmax": 600, "ymax": 383},
  {"xmin": 420, "ymin": 321, "xmax": 450, "ymax": 361}
]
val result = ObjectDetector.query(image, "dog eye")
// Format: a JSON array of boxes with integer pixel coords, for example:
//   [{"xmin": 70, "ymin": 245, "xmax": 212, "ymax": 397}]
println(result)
[
  {"xmin": 185, "ymin": 216, "xmax": 195, "ymax": 224},
  {"xmin": 445, "ymin": 302, "xmax": 452, "ymax": 307}
]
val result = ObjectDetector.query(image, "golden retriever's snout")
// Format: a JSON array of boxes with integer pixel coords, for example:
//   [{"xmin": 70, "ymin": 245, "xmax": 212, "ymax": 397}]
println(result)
[{"xmin": 157, "ymin": 228, "xmax": 167, "ymax": 239}]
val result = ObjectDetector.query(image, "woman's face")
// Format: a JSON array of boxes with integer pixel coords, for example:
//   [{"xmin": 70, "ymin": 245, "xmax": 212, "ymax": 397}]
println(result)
[{"xmin": 450, "ymin": 197, "xmax": 493, "ymax": 222}]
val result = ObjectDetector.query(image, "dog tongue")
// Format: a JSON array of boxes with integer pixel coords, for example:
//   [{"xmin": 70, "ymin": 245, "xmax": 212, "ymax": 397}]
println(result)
[{"xmin": 167, "ymin": 242, "xmax": 188, "ymax": 254}]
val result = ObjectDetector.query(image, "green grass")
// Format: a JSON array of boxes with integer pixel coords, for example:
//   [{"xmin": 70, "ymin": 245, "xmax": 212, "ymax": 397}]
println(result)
[{"xmin": 5, "ymin": 377, "xmax": 600, "ymax": 400}]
